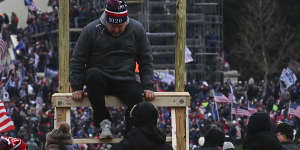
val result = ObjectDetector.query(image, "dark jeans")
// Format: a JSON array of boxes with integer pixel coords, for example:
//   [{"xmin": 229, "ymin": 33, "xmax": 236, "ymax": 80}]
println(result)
[{"xmin": 85, "ymin": 68, "xmax": 144, "ymax": 131}]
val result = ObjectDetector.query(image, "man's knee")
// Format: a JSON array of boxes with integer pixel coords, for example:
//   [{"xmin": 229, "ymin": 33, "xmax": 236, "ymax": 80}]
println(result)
[
  {"xmin": 126, "ymin": 91, "xmax": 144, "ymax": 107},
  {"xmin": 85, "ymin": 68, "xmax": 104, "ymax": 84}
]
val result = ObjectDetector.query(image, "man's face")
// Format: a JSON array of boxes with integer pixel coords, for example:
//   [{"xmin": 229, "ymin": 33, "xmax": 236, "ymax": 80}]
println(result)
[
  {"xmin": 276, "ymin": 132, "xmax": 287, "ymax": 142},
  {"xmin": 106, "ymin": 22, "xmax": 127, "ymax": 37}
]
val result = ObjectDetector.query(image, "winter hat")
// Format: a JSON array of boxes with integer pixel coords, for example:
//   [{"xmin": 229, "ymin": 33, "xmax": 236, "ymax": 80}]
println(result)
[
  {"xmin": 276, "ymin": 123, "xmax": 294, "ymax": 141},
  {"xmin": 247, "ymin": 112, "xmax": 273, "ymax": 136},
  {"xmin": 45, "ymin": 123, "xmax": 73, "ymax": 150},
  {"xmin": 130, "ymin": 101, "xmax": 158, "ymax": 127},
  {"xmin": 105, "ymin": 0, "xmax": 128, "ymax": 24},
  {"xmin": 204, "ymin": 128, "xmax": 225, "ymax": 147}
]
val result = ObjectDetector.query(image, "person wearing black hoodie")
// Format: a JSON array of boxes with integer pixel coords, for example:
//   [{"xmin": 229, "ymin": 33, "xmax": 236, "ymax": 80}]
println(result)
[
  {"xmin": 111, "ymin": 101, "xmax": 173, "ymax": 150},
  {"xmin": 243, "ymin": 112, "xmax": 282, "ymax": 150},
  {"xmin": 201, "ymin": 128, "xmax": 225, "ymax": 150},
  {"xmin": 276, "ymin": 123, "xmax": 299, "ymax": 150}
]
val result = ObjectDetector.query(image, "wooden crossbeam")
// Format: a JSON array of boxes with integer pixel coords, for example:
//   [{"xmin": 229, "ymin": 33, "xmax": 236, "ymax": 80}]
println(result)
[
  {"xmin": 52, "ymin": 92, "xmax": 190, "ymax": 108},
  {"xmin": 73, "ymin": 137, "xmax": 172, "ymax": 144},
  {"xmin": 127, "ymin": 0, "xmax": 143, "ymax": 4},
  {"xmin": 52, "ymin": 92, "xmax": 189, "ymax": 145}
]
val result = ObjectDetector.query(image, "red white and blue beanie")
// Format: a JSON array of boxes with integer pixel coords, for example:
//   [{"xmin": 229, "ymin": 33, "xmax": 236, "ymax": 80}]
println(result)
[{"xmin": 105, "ymin": 0, "xmax": 128, "ymax": 24}]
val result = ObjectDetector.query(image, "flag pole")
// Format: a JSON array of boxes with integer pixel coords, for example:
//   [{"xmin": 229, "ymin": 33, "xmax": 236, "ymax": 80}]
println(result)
[
  {"xmin": 231, "ymin": 102, "xmax": 233, "ymax": 121},
  {"xmin": 288, "ymin": 100, "xmax": 291, "ymax": 115}
]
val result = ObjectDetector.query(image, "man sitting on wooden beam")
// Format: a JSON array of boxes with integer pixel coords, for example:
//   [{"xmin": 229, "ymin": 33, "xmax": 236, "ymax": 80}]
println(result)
[{"xmin": 70, "ymin": 0, "xmax": 155, "ymax": 139}]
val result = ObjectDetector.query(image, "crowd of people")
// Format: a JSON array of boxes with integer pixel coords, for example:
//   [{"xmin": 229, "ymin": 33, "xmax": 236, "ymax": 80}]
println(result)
[
  {"xmin": 24, "ymin": 0, "xmax": 103, "ymax": 35},
  {"xmin": 186, "ymin": 79, "xmax": 300, "ymax": 149},
  {"xmin": 0, "ymin": 0, "xmax": 300, "ymax": 150}
]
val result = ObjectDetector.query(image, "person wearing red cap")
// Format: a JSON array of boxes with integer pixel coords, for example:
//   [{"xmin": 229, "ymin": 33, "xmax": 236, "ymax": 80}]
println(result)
[
  {"xmin": 70, "ymin": 0, "xmax": 154, "ymax": 139},
  {"xmin": 0, "ymin": 136, "xmax": 27, "ymax": 150}
]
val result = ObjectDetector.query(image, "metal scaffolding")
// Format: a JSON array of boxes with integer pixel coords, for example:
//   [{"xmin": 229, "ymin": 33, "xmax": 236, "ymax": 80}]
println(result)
[{"xmin": 136, "ymin": 0, "xmax": 223, "ymax": 82}]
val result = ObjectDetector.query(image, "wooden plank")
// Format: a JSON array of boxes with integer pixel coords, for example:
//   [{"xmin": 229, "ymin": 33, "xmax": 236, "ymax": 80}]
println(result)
[
  {"xmin": 73, "ymin": 136, "xmax": 171, "ymax": 144},
  {"xmin": 127, "ymin": 0, "xmax": 143, "ymax": 4},
  {"xmin": 171, "ymin": 108, "xmax": 177, "ymax": 149},
  {"xmin": 175, "ymin": 108, "xmax": 186, "ymax": 150},
  {"xmin": 175, "ymin": 0, "xmax": 187, "ymax": 149},
  {"xmin": 73, "ymin": 138, "xmax": 122, "ymax": 144},
  {"xmin": 52, "ymin": 92, "xmax": 190, "ymax": 107},
  {"xmin": 58, "ymin": 0, "xmax": 70, "ymax": 93},
  {"xmin": 55, "ymin": 107, "xmax": 69, "ymax": 129},
  {"xmin": 186, "ymin": 106, "xmax": 189, "ymax": 149},
  {"xmin": 55, "ymin": 0, "xmax": 70, "ymax": 129}
]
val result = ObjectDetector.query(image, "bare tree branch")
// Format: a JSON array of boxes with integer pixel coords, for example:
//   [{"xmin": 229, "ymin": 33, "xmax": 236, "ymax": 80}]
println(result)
[{"xmin": 233, "ymin": 0, "xmax": 297, "ymax": 96}]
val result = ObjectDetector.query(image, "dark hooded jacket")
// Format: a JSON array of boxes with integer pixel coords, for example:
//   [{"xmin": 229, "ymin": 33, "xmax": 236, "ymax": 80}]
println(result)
[
  {"xmin": 70, "ymin": 12, "xmax": 153, "ymax": 91},
  {"xmin": 111, "ymin": 102, "xmax": 173, "ymax": 150},
  {"xmin": 281, "ymin": 142, "xmax": 300, "ymax": 150},
  {"xmin": 243, "ymin": 112, "xmax": 282, "ymax": 150},
  {"xmin": 201, "ymin": 128, "xmax": 225, "ymax": 150}
]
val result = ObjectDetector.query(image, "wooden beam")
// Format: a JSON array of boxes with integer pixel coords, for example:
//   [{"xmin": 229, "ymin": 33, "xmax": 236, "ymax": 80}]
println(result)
[
  {"xmin": 73, "ymin": 137, "xmax": 172, "ymax": 144},
  {"xmin": 58, "ymin": 0, "xmax": 70, "ymax": 95},
  {"xmin": 73, "ymin": 138, "xmax": 122, "ymax": 144},
  {"xmin": 52, "ymin": 92, "xmax": 190, "ymax": 107},
  {"xmin": 127, "ymin": 0, "xmax": 143, "ymax": 4},
  {"xmin": 175, "ymin": 0, "xmax": 187, "ymax": 149},
  {"xmin": 56, "ymin": 0, "xmax": 70, "ymax": 129},
  {"xmin": 171, "ymin": 108, "xmax": 177, "ymax": 148}
]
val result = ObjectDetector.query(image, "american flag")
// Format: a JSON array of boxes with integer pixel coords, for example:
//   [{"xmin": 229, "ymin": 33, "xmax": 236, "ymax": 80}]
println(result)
[
  {"xmin": 248, "ymin": 103, "xmax": 258, "ymax": 115},
  {"xmin": 227, "ymin": 80, "xmax": 236, "ymax": 102},
  {"xmin": 213, "ymin": 90, "xmax": 232, "ymax": 103},
  {"xmin": 289, "ymin": 102, "xmax": 300, "ymax": 119},
  {"xmin": 0, "ymin": 38, "xmax": 8, "ymax": 60},
  {"xmin": 0, "ymin": 100, "xmax": 15, "ymax": 133},
  {"xmin": 211, "ymin": 102, "xmax": 219, "ymax": 121},
  {"xmin": 232, "ymin": 103, "xmax": 251, "ymax": 117}
]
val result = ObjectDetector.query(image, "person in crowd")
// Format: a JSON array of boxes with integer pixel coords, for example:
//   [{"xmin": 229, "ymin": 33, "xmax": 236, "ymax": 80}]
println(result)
[
  {"xmin": 26, "ymin": 137, "xmax": 39, "ymax": 150},
  {"xmin": 45, "ymin": 123, "xmax": 73, "ymax": 150},
  {"xmin": 243, "ymin": 112, "xmax": 282, "ymax": 150},
  {"xmin": 0, "ymin": 136, "xmax": 27, "ymax": 150},
  {"xmin": 276, "ymin": 123, "xmax": 299, "ymax": 150},
  {"xmin": 280, "ymin": 55, "xmax": 300, "ymax": 103},
  {"xmin": 70, "ymin": 0, "xmax": 155, "ymax": 139},
  {"xmin": 201, "ymin": 127, "xmax": 225, "ymax": 150},
  {"xmin": 0, "ymin": 13, "xmax": 3, "ymax": 32},
  {"xmin": 111, "ymin": 101, "xmax": 173, "ymax": 150},
  {"xmin": 10, "ymin": 12, "xmax": 19, "ymax": 34},
  {"xmin": 223, "ymin": 135, "xmax": 235, "ymax": 150},
  {"xmin": 3, "ymin": 13, "xmax": 9, "ymax": 25}
]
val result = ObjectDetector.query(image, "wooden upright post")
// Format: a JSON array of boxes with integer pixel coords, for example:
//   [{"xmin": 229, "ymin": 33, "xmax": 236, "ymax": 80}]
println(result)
[
  {"xmin": 174, "ymin": 0, "xmax": 187, "ymax": 150},
  {"xmin": 55, "ymin": 0, "xmax": 70, "ymax": 129}
]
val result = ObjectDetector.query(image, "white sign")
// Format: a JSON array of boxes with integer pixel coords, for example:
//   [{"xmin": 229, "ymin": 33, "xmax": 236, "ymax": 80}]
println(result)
[{"xmin": 280, "ymin": 67, "xmax": 297, "ymax": 91}]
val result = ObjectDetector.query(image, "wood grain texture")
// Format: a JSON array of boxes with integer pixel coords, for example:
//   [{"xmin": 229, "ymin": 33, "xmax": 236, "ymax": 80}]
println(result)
[
  {"xmin": 56, "ymin": 0, "xmax": 70, "ymax": 129},
  {"xmin": 175, "ymin": 0, "xmax": 187, "ymax": 149},
  {"xmin": 72, "ymin": 136, "xmax": 171, "ymax": 144},
  {"xmin": 52, "ymin": 92, "xmax": 190, "ymax": 107}
]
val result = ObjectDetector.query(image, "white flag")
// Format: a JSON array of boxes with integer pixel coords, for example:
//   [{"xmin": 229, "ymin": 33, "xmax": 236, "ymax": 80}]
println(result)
[
  {"xmin": 280, "ymin": 67, "xmax": 297, "ymax": 92},
  {"xmin": 185, "ymin": 46, "xmax": 193, "ymax": 63}
]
